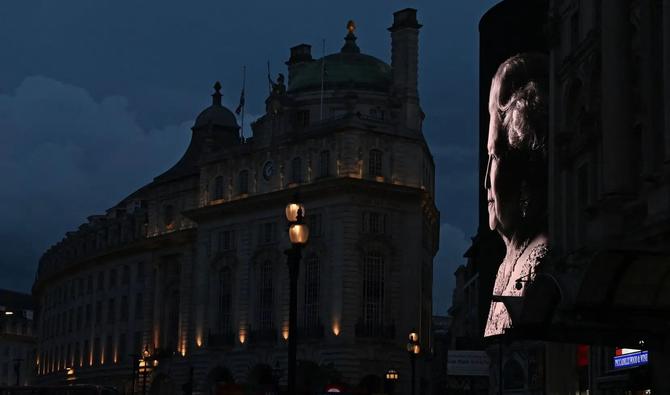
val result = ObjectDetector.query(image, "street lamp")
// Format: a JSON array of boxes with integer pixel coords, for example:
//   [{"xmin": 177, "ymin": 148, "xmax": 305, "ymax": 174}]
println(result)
[
  {"xmin": 284, "ymin": 198, "xmax": 309, "ymax": 395},
  {"xmin": 407, "ymin": 330, "xmax": 420, "ymax": 395},
  {"xmin": 140, "ymin": 346, "xmax": 152, "ymax": 395},
  {"xmin": 385, "ymin": 369, "xmax": 399, "ymax": 395}
]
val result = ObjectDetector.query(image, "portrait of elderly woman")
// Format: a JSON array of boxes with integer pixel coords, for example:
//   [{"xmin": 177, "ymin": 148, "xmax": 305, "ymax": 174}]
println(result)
[{"xmin": 484, "ymin": 53, "xmax": 549, "ymax": 337}]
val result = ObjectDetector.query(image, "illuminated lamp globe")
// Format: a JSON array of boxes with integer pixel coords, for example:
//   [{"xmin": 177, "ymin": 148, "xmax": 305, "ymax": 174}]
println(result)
[
  {"xmin": 412, "ymin": 344, "xmax": 421, "ymax": 355},
  {"xmin": 285, "ymin": 203, "xmax": 306, "ymax": 222},
  {"xmin": 289, "ymin": 223, "xmax": 310, "ymax": 245},
  {"xmin": 409, "ymin": 331, "xmax": 418, "ymax": 342}
]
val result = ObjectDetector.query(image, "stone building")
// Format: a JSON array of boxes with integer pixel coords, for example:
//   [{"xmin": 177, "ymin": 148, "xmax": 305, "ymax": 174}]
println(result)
[
  {"xmin": 0, "ymin": 289, "xmax": 36, "ymax": 386},
  {"xmin": 32, "ymin": 8, "xmax": 439, "ymax": 394}
]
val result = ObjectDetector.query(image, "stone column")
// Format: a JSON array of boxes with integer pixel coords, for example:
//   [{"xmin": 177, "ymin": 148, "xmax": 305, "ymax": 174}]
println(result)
[{"xmin": 600, "ymin": 0, "xmax": 632, "ymax": 195}]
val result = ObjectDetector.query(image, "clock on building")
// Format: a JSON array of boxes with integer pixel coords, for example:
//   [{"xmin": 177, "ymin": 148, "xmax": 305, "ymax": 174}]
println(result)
[{"xmin": 262, "ymin": 160, "xmax": 274, "ymax": 180}]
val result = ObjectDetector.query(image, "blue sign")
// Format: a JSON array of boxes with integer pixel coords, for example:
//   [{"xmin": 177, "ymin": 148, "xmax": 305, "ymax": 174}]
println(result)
[{"xmin": 613, "ymin": 350, "xmax": 648, "ymax": 369}]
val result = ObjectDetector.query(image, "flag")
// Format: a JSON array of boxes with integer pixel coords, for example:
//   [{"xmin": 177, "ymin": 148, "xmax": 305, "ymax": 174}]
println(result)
[{"xmin": 235, "ymin": 88, "xmax": 245, "ymax": 115}]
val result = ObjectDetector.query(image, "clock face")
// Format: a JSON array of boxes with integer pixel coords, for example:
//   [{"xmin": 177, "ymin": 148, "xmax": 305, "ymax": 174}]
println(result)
[{"xmin": 262, "ymin": 160, "xmax": 274, "ymax": 180}]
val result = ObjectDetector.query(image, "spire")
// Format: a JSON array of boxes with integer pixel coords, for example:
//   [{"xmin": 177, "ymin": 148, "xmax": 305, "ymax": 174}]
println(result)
[
  {"xmin": 212, "ymin": 81, "xmax": 222, "ymax": 106},
  {"xmin": 341, "ymin": 20, "xmax": 360, "ymax": 53}
]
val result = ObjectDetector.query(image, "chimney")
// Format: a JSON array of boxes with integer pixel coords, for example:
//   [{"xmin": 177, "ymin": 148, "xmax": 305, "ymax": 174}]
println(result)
[
  {"xmin": 389, "ymin": 9, "xmax": 422, "ymax": 132},
  {"xmin": 389, "ymin": 8, "xmax": 422, "ymax": 97},
  {"xmin": 286, "ymin": 44, "xmax": 313, "ymax": 86}
]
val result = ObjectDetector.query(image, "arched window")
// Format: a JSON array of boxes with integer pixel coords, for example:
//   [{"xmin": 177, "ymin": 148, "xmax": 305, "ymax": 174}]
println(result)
[
  {"xmin": 362, "ymin": 251, "xmax": 384, "ymax": 329},
  {"xmin": 303, "ymin": 254, "xmax": 320, "ymax": 329},
  {"xmin": 259, "ymin": 260, "xmax": 273, "ymax": 330},
  {"xmin": 218, "ymin": 267, "xmax": 232, "ymax": 334},
  {"xmin": 368, "ymin": 149, "xmax": 383, "ymax": 177},
  {"xmin": 238, "ymin": 170, "xmax": 249, "ymax": 194},
  {"xmin": 291, "ymin": 157, "xmax": 302, "ymax": 183},
  {"xmin": 213, "ymin": 176, "xmax": 224, "ymax": 200}
]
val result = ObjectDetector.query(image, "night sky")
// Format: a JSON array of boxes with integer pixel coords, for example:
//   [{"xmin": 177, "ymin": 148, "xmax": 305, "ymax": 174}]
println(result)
[{"xmin": 0, "ymin": 1, "xmax": 498, "ymax": 314}]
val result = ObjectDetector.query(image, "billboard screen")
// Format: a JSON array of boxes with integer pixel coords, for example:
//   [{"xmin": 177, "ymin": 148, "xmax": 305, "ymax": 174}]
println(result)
[{"xmin": 483, "ymin": 53, "xmax": 549, "ymax": 337}]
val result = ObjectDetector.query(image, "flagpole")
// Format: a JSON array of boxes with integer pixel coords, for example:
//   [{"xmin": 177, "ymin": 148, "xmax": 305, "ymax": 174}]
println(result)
[
  {"xmin": 241, "ymin": 65, "xmax": 246, "ymax": 140},
  {"xmin": 320, "ymin": 39, "xmax": 325, "ymax": 121},
  {"xmin": 267, "ymin": 61, "xmax": 272, "ymax": 95}
]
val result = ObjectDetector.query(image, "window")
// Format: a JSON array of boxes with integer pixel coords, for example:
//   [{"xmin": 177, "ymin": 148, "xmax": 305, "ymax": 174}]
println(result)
[
  {"xmin": 362, "ymin": 211, "xmax": 386, "ymax": 234},
  {"xmin": 369, "ymin": 149, "xmax": 383, "ymax": 177},
  {"xmin": 164, "ymin": 205, "xmax": 175, "ymax": 230},
  {"xmin": 108, "ymin": 298, "xmax": 115, "ymax": 323},
  {"xmin": 109, "ymin": 269, "xmax": 117, "ymax": 288},
  {"xmin": 213, "ymin": 176, "xmax": 224, "ymax": 200},
  {"xmin": 97, "ymin": 272, "xmax": 104, "ymax": 291},
  {"xmin": 93, "ymin": 338, "xmax": 100, "ymax": 366},
  {"xmin": 307, "ymin": 214, "xmax": 322, "ymax": 238},
  {"xmin": 104, "ymin": 335, "xmax": 112, "ymax": 364},
  {"xmin": 135, "ymin": 293, "xmax": 143, "ymax": 319},
  {"xmin": 134, "ymin": 331, "xmax": 142, "ymax": 355},
  {"xmin": 76, "ymin": 306, "xmax": 82, "ymax": 330},
  {"xmin": 369, "ymin": 107, "xmax": 385, "ymax": 120},
  {"xmin": 219, "ymin": 230, "xmax": 236, "ymax": 251},
  {"xmin": 83, "ymin": 340, "xmax": 90, "ymax": 366},
  {"xmin": 259, "ymin": 260, "xmax": 274, "ymax": 330},
  {"xmin": 122, "ymin": 265, "xmax": 130, "ymax": 285},
  {"xmin": 87, "ymin": 275, "xmax": 93, "ymax": 294},
  {"xmin": 120, "ymin": 296, "xmax": 128, "ymax": 321},
  {"xmin": 218, "ymin": 267, "xmax": 232, "ymax": 334},
  {"xmin": 118, "ymin": 333, "xmax": 126, "ymax": 364},
  {"xmin": 85, "ymin": 304, "xmax": 91, "ymax": 327},
  {"xmin": 78, "ymin": 278, "xmax": 84, "ymax": 296},
  {"xmin": 95, "ymin": 301, "xmax": 102, "ymax": 325},
  {"xmin": 259, "ymin": 222, "xmax": 276, "ymax": 244},
  {"xmin": 137, "ymin": 262, "xmax": 145, "ymax": 281},
  {"xmin": 362, "ymin": 252, "xmax": 384, "ymax": 329},
  {"xmin": 238, "ymin": 170, "xmax": 249, "ymax": 194},
  {"xmin": 296, "ymin": 110, "xmax": 310, "ymax": 128},
  {"xmin": 291, "ymin": 157, "xmax": 302, "ymax": 183},
  {"xmin": 303, "ymin": 254, "xmax": 320, "ymax": 329},
  {"xmin": 319, "ymin": 150, "xmax": 330, "ymax": 178}
]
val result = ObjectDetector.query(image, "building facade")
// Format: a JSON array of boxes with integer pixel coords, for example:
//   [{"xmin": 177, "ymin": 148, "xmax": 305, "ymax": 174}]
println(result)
[
  {"xmin": 0, "ymin": 290, "xmax": 36, "ymax": 386},
  {"xmin": 32, "ymin": 8, "xmax": 439, "ymax": 394}
]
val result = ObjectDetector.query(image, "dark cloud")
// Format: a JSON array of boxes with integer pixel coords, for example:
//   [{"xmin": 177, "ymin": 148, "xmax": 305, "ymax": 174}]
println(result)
[
  {"xmin": 0, "ymin": 0, "xmax": 500, "ymax": 311},
  {"xmin": 0, "ymin": 76, "xmax": 191, "ymax": 291}
]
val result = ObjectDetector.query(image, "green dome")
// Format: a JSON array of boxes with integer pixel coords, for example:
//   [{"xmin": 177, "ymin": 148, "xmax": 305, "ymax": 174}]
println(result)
[{"xmin": 288, "ymin": 52, "xmax": 392, "ymax": 93}]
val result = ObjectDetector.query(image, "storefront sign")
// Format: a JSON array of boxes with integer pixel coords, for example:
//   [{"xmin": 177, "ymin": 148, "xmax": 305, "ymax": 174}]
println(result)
[{"xmin": 613, "ymin": 350, "xmax": 648, "ymax": 369}]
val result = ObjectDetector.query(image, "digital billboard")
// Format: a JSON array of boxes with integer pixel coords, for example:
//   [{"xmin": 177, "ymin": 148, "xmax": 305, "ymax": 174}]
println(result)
[{"xmin": 483, "ymin": 52, "xmax": 549, "ymax": 337}]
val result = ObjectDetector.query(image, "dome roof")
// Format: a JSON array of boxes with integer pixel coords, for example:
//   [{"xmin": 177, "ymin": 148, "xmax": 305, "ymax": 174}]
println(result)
[
  {"xmin": 193, "ymin": 82, "xmax": 239, "ymax": 130},
  {"xmin": 288, "ymin": 29, "xmax": 392, "ymax": 93}
]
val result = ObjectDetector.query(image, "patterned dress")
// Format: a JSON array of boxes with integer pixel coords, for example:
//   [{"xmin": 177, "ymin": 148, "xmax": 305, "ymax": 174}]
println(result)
[{"xmin": 484, "ymin": 242, "xmax": 549, "ymax": 337}]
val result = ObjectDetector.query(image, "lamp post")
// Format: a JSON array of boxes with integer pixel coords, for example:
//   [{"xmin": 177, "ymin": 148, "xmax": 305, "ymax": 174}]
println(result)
[
  {"xmin": 284, "ymin": 199, "xmax": 309, "ymax": 395},
  {"xmin": 141, "ymin": 346, "xmax": 151, "ymax": 395},
  {"xmin": 407, "ymin": 330, "xmax": 420, "ymax": 395}
]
